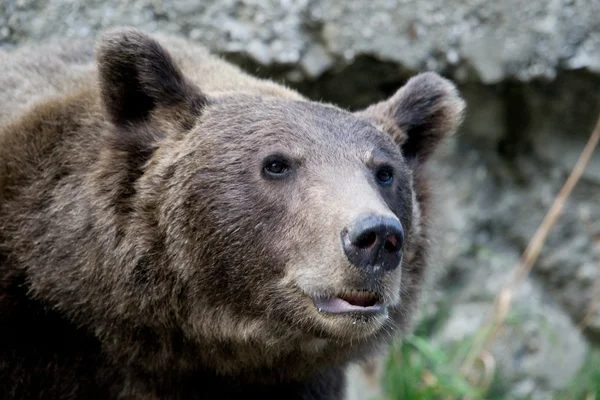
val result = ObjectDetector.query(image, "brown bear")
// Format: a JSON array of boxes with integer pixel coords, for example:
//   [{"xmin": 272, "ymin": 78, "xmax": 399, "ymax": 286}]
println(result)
[{"xmin": 0, "ymin": 27, "xmax": 464, "ymax": 399}]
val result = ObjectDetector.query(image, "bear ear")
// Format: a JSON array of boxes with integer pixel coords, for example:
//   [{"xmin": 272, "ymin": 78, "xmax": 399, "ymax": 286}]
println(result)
[
  {"xmin": 95, "ymin": 27, "xmax": 208, "ymax": 127},
  {"xmin": 355, "ymin": 72, "xmax": 465, "ymax": 165}
]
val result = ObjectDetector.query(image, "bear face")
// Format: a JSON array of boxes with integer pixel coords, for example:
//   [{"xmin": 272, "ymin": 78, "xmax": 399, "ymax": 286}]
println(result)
[
  {"xmin": 152, "ymin": 97, "xmax": 413, "ymax": 346},
  {"xmin": 0, "ymin": 27, "xmax": 464, "ymax": 394},
  {"xmin": 85, "ymin": 28, "xmax": 465, "ymax": 377}
]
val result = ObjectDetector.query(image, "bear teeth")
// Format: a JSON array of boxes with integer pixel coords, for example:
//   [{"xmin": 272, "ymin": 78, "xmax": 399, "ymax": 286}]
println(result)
[{"xmin": 338, "ymin": 290, "xmax": 379, "ymax": 308}]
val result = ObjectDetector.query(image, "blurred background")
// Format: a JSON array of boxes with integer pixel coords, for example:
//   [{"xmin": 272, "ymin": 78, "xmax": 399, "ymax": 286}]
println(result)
[{"xmin": 2, "ymin": 0, "xmax": 599, "ymax": 398}]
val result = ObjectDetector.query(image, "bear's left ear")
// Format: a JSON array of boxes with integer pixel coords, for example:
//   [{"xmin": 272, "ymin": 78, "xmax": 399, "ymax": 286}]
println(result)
[
  {"xmin": 355, "ymin": 72, "xmax": 465, "ymax": 165},
  {"xmin": 96, "ymin": 27, "xmax": 208, "ymax": 128}
]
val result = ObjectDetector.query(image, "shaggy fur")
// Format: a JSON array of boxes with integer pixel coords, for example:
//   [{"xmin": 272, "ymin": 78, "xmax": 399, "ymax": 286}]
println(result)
[{"xmin": 0, "ymin": 27, "xmax": 465, "ymax": 399}]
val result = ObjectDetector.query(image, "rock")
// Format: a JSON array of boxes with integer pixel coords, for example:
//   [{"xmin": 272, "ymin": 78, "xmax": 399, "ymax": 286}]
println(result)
[
  {"xmin": 569, "ymin": 32, "xmax": 600, "ymax": 73},
  {"xmin": 300, "ymin": 43, "xmax": 334, "ymax": 78},
  {"xmin": 461, "ymin": 34, "xmax": 506, "ymax": 84},
  {"xmin": 1, "ymin": 0, "xmax": 600, "ymax": 83},
  {"xmin": 345, "ymin": 357, "xmax": 386, "ymax": 400}
]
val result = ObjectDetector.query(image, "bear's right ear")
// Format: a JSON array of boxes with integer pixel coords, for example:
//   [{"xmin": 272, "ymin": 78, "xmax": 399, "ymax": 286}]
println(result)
[
  {"xmin": 96, "ymin": 27, "xmax": 208, "ymax": 127},
  {"xmin": 355, "ymin": 72, "xmax": 465, "ymax": 166}
]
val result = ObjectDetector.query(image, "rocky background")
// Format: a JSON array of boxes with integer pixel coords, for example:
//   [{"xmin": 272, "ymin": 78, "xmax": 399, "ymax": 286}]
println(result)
[{"xmin": 2, "ymin": 0, "xmax": 600, "ymax": 398}]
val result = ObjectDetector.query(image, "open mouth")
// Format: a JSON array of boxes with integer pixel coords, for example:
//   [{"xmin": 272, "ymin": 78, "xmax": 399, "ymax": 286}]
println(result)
[{"xmin": 313, "ymin": 290, "xmax": 384, "ymax": 314}]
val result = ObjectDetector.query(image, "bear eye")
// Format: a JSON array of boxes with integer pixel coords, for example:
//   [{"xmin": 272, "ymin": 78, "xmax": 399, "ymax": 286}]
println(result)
[
  {"xmin": 266, "ymin": 161, "xmax": 287, "ymax": 174},
  {"xmin": 375, "ymin": 167, "xmax": 394, "ymax": 185},
  {"xmin": 262, "ymin": 156, "xmax": 292, "ymax": 179}
]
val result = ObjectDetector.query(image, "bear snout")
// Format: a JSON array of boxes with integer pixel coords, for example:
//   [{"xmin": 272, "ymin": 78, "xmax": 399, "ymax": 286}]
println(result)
[{"xmin": 341, "ymin": 213, "xmax": 404, "ymax": 274}]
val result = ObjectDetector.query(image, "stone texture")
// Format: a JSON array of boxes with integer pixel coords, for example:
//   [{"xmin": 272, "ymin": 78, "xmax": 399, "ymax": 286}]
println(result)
[{"xmin": 2, "ymin": 0, "xmax": 600, "ymax": 84}]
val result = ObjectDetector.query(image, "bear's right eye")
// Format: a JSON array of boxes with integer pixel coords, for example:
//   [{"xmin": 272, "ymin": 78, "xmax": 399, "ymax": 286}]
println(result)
[{"xmin": 262, "ymin": 157, "xmax": 292, "ymax": 179}]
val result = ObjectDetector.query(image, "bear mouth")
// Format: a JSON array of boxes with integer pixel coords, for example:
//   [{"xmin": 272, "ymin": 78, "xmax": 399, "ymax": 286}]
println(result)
[{"xmin": 313, "ymin": 290, "xmax": 384, "ymax": 314}]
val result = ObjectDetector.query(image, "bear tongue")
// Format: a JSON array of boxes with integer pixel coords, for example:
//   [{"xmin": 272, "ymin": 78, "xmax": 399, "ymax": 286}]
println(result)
[{"xmin": 313, "ymin": 297, "xmax": 383, "ymax": 314}]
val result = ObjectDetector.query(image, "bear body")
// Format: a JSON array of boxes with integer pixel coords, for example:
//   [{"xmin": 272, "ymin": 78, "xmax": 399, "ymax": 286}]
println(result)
[{"xmin": 0, "ymin": 28, "xmax": 464, "ymax": 399}]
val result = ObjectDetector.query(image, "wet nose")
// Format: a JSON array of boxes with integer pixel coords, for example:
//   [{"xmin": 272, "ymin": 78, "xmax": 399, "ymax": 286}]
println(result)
[{"xmin": 342, "ymin": 214, "xmax": 404, "ymax": 273}]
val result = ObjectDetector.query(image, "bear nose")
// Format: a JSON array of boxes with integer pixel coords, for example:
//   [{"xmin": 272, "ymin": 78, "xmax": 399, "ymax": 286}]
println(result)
[{"xmin": 342, "ymin": 214, "xmax": 404, "ymax": 273}]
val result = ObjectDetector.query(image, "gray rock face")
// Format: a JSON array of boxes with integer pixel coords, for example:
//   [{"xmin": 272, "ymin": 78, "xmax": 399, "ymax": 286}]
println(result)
[
  {"xmin": 2, "ymin": 0, "xmax": 600, "ymax": 84},
  {"xmin": 2, "ymin": 0, "xmax": 600, "ymax": 398}
]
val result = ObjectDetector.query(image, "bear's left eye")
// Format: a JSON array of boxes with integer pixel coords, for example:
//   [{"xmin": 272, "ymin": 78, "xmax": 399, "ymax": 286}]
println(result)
[
  {"xmin": 266, "ymin": 161, "xmax": 287, "ymax": 174},
  {"xmin": 262, "ymin": 156, "xmax": 292, "ymax": 180},
  {"xmin": 375, "ymin": 167, "xmax": 394, "ymax": 185}
]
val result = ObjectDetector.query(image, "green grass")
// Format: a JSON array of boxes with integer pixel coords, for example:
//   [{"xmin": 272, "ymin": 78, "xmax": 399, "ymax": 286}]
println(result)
[
  {"xmin": 377, "ymin": 289, "xmax": 600, "ymax": 400},
  {"xmin": 556, "ymin": 347, "xmax": 600, "ymax": 400},
  {"xmin": 380, "ymin": 335, "xmax": 600, "ymax": 400},
  {"xmin": 381, "ymin": 335, "xmax": 487, "ymax": 400}
]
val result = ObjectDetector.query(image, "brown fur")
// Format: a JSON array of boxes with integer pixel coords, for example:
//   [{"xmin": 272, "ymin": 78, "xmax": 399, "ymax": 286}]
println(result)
[{"xmin": 0, "ymin": 27, "xmax": 465, "ymax": 399}]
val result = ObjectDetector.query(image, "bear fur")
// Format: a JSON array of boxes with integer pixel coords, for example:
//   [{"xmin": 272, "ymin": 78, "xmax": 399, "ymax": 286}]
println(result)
[{"xmin": 0, "ymin": 27, "xmax": 465, "ymax": 399}]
